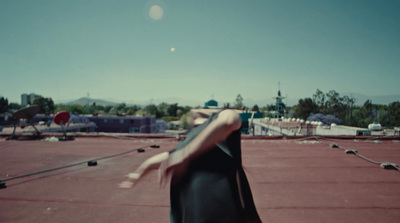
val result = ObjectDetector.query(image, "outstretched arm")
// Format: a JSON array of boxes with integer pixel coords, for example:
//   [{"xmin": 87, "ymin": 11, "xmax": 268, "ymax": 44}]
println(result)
[
  {"xmin": 120, "ymin": 109, "xmax": 242, "ymax": 188},
  {"xmin": 162, "ymin": 109, "xmax": 242, "ymax": 182},
  {"xmin": 119, "ymin": 152, "xmax": 169, "ymax": 189},
  {"xmin": 186, "ymin": 109, "xmax": 241, "ymax": 160}
]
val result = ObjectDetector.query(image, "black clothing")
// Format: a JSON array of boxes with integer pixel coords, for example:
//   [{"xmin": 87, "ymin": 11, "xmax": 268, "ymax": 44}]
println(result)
[{"xmin": 169, "ymin": 112, "xmax": 262, "ymax": 223}]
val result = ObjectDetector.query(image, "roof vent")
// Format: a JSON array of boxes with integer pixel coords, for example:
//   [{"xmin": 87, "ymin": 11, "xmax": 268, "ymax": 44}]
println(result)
[
  {"xmin": 87, "ymin": 160, "xmax": 98, "ymax": 166},
  {"xmin": 329, "ymin": 143, "xmax": 339, "ymax": 148},
  {"xmin": 380, "ymin": 162, "xmax": 399, "ymax": 170},
  {"xmin": 345, "ymin": 149, "xmax": 358, "ymax": 154},
  {"xmin": 0, "ymin": 181, "xmax": 6, "ymax": 189}
]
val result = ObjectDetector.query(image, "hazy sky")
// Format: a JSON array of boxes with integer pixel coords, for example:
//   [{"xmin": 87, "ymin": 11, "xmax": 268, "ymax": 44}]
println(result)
[{"xmin": 1, "ymin": 0, "xmax": 399, "ymax": 106}]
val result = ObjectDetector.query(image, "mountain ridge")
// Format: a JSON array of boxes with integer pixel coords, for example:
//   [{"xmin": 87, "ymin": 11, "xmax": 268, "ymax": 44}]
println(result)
[{"xmin": 60, "ymin": 94, "xmax": 399, "ymax": 107}]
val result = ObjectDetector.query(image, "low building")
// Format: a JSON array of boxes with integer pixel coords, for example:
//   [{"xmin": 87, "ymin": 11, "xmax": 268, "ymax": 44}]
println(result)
[
  {"xmin": 155, "ymin": 120, "xmax": 168, "ymax": 133},
  {"xmin": 316, "ymin": 124, "xmax": 371, "ymax": 136},
  {"xmin": 0, "ymin": 114, "xmax": 14, "ymax": 126},
  {"xmin": 86, "ymin": 115, "xmax": 156, "ymax": 133},
  {"xmin": 250, "ymin": 118, "xmax": 381, "ymax": 136}
]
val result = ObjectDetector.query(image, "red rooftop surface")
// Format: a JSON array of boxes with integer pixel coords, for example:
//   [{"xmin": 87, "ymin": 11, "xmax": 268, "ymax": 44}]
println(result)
[{"xmin": 1, "ymin": 135, "xmax": 400, "ymax": 223}]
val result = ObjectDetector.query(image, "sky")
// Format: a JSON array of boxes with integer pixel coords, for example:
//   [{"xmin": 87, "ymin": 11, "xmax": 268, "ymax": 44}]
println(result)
[{"xmin": 1, "ymin": 0, "xmax": 399, "ymax": 106}]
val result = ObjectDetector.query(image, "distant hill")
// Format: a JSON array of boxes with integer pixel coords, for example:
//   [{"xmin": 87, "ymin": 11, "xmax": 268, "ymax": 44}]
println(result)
[
  {"xmin": 243, "ymin": 94, "xmax": 400, "ymax": 107},
  {"xmin": 64, "ymin": 97, "xmax": 118, "ymax": 106},
  {"xmin": 343, "ymin": 93, "xmax": 400, "ymax": 106},
  {"xmin": 124, "ymin": 97, "xmax": 204, "ymax": 107},
  {"xmin": 61, "ymin": 94, "xmax": 399, "ymax": 108},
  {"xmin": 63, "ymin": 97, "xmax": 204, "ymax": 107}
]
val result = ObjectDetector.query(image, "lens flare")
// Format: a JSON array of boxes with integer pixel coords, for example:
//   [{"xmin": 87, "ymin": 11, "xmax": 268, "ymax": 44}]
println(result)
[{"xmin": 149, "ymin": 5, "xmax": 163, "ymax": 20}]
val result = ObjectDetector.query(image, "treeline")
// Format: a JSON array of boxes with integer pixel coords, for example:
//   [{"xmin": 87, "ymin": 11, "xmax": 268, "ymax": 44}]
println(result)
[
  {"xmin": 292, "ymin": 89, "xmax": 400, "ymax": 128},
  {"xmin": 0, "ymin": 96, "xmax": 193, "ymax": 122},
  {"xmin": 57, "ymin": 102, "xmax": 194, "ymax": 121},
  {"xmin": 1, "ymin": 91, "xmax": 399, "ymax": 128},
  {"xmin": 54, "ymin": 101, "xmax": 193, "ymax": 122},
  {"xmin": 0, "ymin": 97, "xmax": 22, "ymax": 113}
]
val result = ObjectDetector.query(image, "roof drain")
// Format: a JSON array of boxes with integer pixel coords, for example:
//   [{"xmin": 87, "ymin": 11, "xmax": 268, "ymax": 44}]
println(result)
[
  {"xmin": 0, "ymin": 181, "xmax": 6, "ymax": 189},
  {"xmin": 87, "ymin": 160, "xmax": 98, "ymax": 166},
  {"xmin": 380, "ymin": 162, "xmax": 399, "ymax": 170},
  {"xmin": 329, "ymin": 143, "xmax": 339, "ymax": 148},
  {"xmin": 345, "ymin": 149, "xmax": 358, "ymax": 154}
]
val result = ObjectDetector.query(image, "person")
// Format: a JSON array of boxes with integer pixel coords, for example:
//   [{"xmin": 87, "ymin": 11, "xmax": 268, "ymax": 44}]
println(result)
[{"xmin": 119, "ymin": 109, "xmax": 262, "ymax": 223}]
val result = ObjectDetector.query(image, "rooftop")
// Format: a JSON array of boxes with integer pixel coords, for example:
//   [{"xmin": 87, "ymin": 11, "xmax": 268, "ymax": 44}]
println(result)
[{"xmin": 1, "ymin": 134, "xmax": 400, "ymax": 222}]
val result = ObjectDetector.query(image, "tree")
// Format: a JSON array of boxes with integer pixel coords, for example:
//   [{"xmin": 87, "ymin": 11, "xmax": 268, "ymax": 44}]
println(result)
[
  {"xmin": 109, "ymin": 103, "xmax": 128, "ymax": 115},
  {"xmin": 68, "ymin": 104, "xmax": 85, "ymax": 114},
  {"xmin": 342, "ymin": 95, "xmax": 356, "ymax": 126},
  {"xmin": 0, "ymin": 97, "xmax": 9, "ymax": 113},
  {"xmin": 234, "ymin": 94, "xmax": 244, "ymax": 109},
  {"xmin": 109, "ymin": 106, "xmax": 119, "ymax": 115},
  {"xmin": 325, "ymin": 90, "xmax": 342, "ymax": 117},
  {"xmin": 144, "ymin": 104, "xmax": 162, "ymax": 117},
  {"xmin": 354, "ymin": 100, "xmax": 374, "ymax": 127},
  {"xmin": 313, "ymin": 89, "xmax": 326, "ymax": 113},
  {"xmin": 55, "ymin": 104, "xmax": 68, "ymax": 113},
  {"xmin": 158, "ymin": 102, "xmax": 169, "ymax": 117},
  {"xmin": 308, "ymin": 113, "xmax": 340, "ymax": 125},
  {"xmin": 116, "ymin": 103, "xmax": 127, "ymax": 113},
  {"xmin": 387, "ymin": 101, "xmax": 400, "ymax": 127},
  {"xmin": 180, "ymin": 106, "xmax": 192, "ymax": 118},
  {"xmin": 85, "ymin": 102, "xmax": 97, "ymax": 114},
  {"xmin": 251, "ymin": 105, "xmax": 260, "ymax": 112},
  {"xmin": 294, "ymin": 98, "xmax": 318, "ymax": 120},
  {"xmin": 33, "ymin": 97, "xmax": 55, "ymax": 114},
  {"xmin": 265, "ymin": 104, "xmax": 275, "ymax": 111},
  {"xmin": 180, "ymin": 112, "xmax": 190, "ymax": 129},
  {"xmin": 130, "ymin": 105, "xmax": 141, "ymax": 114},
  {"xmin": 311, "ymin": 89, "xmax": 355, "ymax": 126},
  {"xmin": 104, "ymin": 105, "xmax": 113, "ymax": 113},
  {"xmin": 8, "ymin": 103, "xmax": 21, "ymax": 111},
  {"xmin": 126, "ymin": 108, "xmax": 135, "ymax": 115},
  {"xmin": 167, "ymin": 103, "xmax": 179, "ymax": 117}
]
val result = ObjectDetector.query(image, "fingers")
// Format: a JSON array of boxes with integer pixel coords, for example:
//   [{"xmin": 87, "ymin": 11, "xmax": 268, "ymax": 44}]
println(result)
[
  {"xmin": 158, "ymin": 155, "xmax": 189, "ymax": 187},
  {"xmin": 126, "ymin": 173, "xmax": 140, "ymax": 180},
  {"xmin": 119, "ymin": 173, "xmax": 140, "ymax": 189},
  {"xmin": 118, "ymin": 181, "xmax": 134, "ymax": 189},
  {"xmin": 158, "ymin": 159, "xmax": 170, "ymax": 188}
]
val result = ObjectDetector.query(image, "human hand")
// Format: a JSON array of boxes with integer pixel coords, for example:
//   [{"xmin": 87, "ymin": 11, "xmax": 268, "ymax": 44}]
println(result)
[
  {"xmin": 118, "ymin": 180, "xmax": 134, "ymax": 189},
  {"xmin": 118, "ymin": 173, "xmax": 141, "ymax": 189},
  {"xmin": 159, "ymin": 150, "xmax": 189, "ymax": 187},
  {"xmin": 126, "ymin": 173, "xmax": 140, "ymax": 180}
]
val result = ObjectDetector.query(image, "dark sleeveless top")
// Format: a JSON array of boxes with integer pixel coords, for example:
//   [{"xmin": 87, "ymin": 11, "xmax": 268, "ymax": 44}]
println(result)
[{"xmin": 169, "ymin": 112, "xmax": 262, "ymax": 223}]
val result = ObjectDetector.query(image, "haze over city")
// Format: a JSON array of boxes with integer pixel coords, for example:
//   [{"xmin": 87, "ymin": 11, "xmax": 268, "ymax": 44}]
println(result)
[{"xmin": 1, "ymin": 0, "xmax": 399, "ymax": 106}]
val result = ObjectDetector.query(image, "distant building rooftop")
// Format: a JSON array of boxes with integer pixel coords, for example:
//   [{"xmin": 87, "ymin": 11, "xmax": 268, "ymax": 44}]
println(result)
[{"xmin": 251, "ymin": 118, "xmax": 398, "ymax": 137}]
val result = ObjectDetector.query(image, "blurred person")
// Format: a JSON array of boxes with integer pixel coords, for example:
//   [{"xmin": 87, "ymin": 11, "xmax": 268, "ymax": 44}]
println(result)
[{"xmin": 119, "ymin": 109, "xmax": 262, "ymax": 223}]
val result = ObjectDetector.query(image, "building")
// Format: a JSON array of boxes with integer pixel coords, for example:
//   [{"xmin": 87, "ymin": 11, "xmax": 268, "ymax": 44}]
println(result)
[
  {"xmin": 248, "ymin": 118, "xmax": 400, "ymax": 136},
  {"xmin": 21, "ymin": 93, "xmax": 41, "ymax": 106},
  {"xmin": 86, "ymin": 115, "xmax": 156, "ymax": 133},
  {"xmin": 189, "ymin": 106, "xmax": 263, "ymax": 134},
  {"xmin": 273, "ymin": 90, "xmax": 286, "ymax": 118},
  {"xmin": 204, "ymin": 99, "xmax": 218, "ymax": 108}
]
